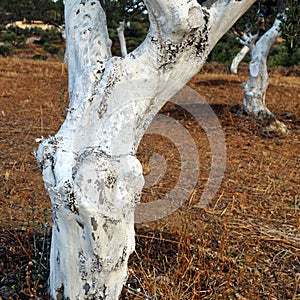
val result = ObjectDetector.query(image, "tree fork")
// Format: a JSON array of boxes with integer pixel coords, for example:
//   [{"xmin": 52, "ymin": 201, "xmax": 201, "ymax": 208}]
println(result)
[{"xmin": 36, "ymin": 0, "xmax": 256, "ymax": 299}]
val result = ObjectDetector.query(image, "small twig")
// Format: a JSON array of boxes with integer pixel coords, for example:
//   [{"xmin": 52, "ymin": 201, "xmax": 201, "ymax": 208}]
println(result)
[
  {"xmin": 292, "ymin": 273, "xmax": 300, "ymax": 300},
  {"xmin": 136, "ymin": 234, "xmax": 178, "ymax": 245},
  {"xmin": 123, "ymin": 284, "xmax": 156, "ymax": 299}
]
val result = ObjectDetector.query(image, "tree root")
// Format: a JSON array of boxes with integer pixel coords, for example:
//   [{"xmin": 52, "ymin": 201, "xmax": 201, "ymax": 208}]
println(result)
[{"xmin": 257, "ymin": 114, "xmax": 289, "ymax": 137}]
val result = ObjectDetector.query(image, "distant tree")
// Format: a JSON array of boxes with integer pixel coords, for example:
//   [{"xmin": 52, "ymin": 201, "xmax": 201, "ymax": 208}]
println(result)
[
  {"xmin": 279, "ymin": 0, "xmax": 300, "ymax": 55},
  {"xmin": 117, "ymin": 21, "xmax": 127, "ymax": 57},
  {"xmin": 0, "ymin": 2, "xmax": 7, "ymax": 24},
  {"xmin": 53, "ymin": 0, "xmax": 65, "ymax": 25},
  {"xmin": 104, "ymin": 0, "xmax": 146, "ymax": 28},
  {"xmin": 2, "ymin": 0, "xmax": 36, "ymax": 22},
  {"xmin": 1, "ymin": 0, "xmax": 64, "ymax": 25},
  {"xmin": 229, "ymin": 0, "xmax": 296, "ymax": 133},
  {"xmin": 104, "ymin": 0, "xmax": 148, "ymax": 55},
  {"xmin": 34, "ymin": 0, "xmax": 56, "ymax": 22}
]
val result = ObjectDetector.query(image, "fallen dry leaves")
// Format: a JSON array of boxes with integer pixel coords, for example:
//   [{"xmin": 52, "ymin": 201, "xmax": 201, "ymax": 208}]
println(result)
[{"xmin": 0, "ymin": 58, "xmax": 300, "ymax": 299}]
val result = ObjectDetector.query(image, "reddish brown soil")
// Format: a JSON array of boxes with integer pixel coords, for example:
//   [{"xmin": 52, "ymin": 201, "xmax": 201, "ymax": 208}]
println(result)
[{"xmin": 0, "ymin": 58, "xmax": 299, "ymax": 299}]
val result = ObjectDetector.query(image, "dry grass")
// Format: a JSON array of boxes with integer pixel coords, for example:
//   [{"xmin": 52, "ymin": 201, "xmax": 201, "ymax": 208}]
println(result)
[{"xmin": 0, "ymin": 57, "xmax": 300, "ymax": 299}]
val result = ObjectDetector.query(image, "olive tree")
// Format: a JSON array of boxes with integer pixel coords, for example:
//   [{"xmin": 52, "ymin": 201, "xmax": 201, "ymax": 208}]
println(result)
[
  {"xmin": 35, "ymin": 0, "xmax": 256, "ymax": 299},
  {"xmin": 230, "ymin": 0, "xmax": 297, "ymax": 133},
  {"xmin": 241, "ymin": 17, "xmax": 285, "ymax": 119}
]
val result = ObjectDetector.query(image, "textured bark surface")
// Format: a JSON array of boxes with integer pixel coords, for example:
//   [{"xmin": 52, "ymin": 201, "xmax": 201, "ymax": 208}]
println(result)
[
  {"xmin": 230, "ymin": 31, "xmax": 258, "ymax": 75},
  {"xmin": 230, "ymin": 45, "xmax": 249, "ymax": 74},
  {"xmin": 230, "ymin": 17, "xmax": 288, "ymax": 133},
  {"xmin": 117, "ymin": 21, "xmax": 127, "ymax": 57},
  {"xmin": 242, "ymin": 18, "xmax": 282, "ymax": 117},
  {"xmin": 35, "ymin": 0, "xmax": 256, "ymax": 299}
]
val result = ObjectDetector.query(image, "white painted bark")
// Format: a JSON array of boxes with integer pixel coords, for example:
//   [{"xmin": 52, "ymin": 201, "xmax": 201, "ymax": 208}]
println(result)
[
  {"xmin": 230, "ymin": 45, "xmax": 249, "ymax": 74},
  {"xmin": 117, "ymin": 21, "xmax": 127, "ymax": 57},
  {"xmin": 242, "ymin": 18, "xmax": 281, "ymax": 117},
  {"xmin": 35, "ymin": 0, "xmax": 256, "ymax": 299},
  {"xmin": 230, "ymin": 31, "xmax": 259, "ymax": 74}
]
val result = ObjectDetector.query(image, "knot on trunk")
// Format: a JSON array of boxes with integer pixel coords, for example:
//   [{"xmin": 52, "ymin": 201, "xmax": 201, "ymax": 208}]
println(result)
[
  {"xmin": 73, "ymin": 151, "xmax": 144, "ymax": 220},
  {"xmin": 35, "ymin": 136, "xmax": 62, "ymax": 188}
]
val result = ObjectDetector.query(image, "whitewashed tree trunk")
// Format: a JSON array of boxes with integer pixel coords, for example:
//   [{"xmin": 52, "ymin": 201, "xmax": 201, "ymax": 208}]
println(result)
[
  {"xmin": 230, "ymin": 45, "xmax": 249, "ymax": 74},
  {"xmin": 230, "ymin": 31, "xmax": 259, "ymax": 74},
  {"xmin": 230, "ymin": 16, "xmax": 287, "ymax": 133},
  {"xmin": 35, "ymin": 0, "xmax": 256, "ymax": 299},
  {"xmin": 242, "ymin": 17, "xmax": 281, "ymax": 118},
  {"xmin": 117, "ymin": 21, "xmax": 127, "ymax": 57}
]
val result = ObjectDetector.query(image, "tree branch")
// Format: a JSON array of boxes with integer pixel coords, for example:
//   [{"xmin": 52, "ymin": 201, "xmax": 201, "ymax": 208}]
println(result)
[
  {"xmin": 203, "ymin": 0, "xmax": 257, "ymax": 48},
  {"xmin": 117, "ymin": 21, "xmax": 127, "ymax": 57},
  {"xmin": 144, "ymin": 0, "xmax": 204, "ymax": 41},
  {"xmin": 126, "ymin": 0, "xmax": 257, "ymax": 90},
  {"xmin": 230, "ymin": 45, "xmax": 249, "ymax": 74},
  {"xmin": 65, "ymin": 0, "xmax": 112, "ymax": 98}
]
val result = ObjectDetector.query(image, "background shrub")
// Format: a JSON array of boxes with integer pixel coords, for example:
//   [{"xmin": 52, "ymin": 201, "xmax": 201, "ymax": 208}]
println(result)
[
  {"xmin": 0, "ymin": 31, "xmax": 17, "ymax": 43},
  {"xmin": 0, "ymin": 43, "xmax": 14, "ymax": 56},
  {"xmin": 39, "ymin": 28, "xmax": 62, "ymax": 42},
  {"xmin": 208, "ymin": 34, "xmax": 244, "ymax": 66},
  {"xmin": 43, "ymin": 41, "xmax": 62, "ymax": 56},
  {"xmin": 268, "ymin": 43, "xmax": 300, "ymax": 67}
]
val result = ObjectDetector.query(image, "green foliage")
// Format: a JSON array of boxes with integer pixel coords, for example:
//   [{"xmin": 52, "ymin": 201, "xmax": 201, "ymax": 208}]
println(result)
[
  {"xmin": 268, "ymin": 43, "xmax": 300, "ymax": 66},
  {"xmin": 0, "ymin": 30, "xmax": 21, "ymax": 46},
  {"xmin": 11, "ymin": 26, "xmax": 33, "ymax": 37},
  {"xmin": 43, "ymin": 41, "xmax": 62, "ymax": 56},
  {"xmin": 105, "ymin": 0, "xmax": 148, "ymax": 55},
  {"xmin": 280, "ymin": 0, "xmax": 300, "ymax": 55},
  {"xmin": 0, "ymin": 18, "xmax": 63, "ymax": 57},
  {"xmin": 210, "ymin": 35, "xmax": 300, "ymax": 67},
  {"xmin": 3, "ymin": 24, "xmax": 62, "ymax": 40},
  {"xmin": 233, "ymin": 3, "xmax": 260, "ymax": 33},
  {"xmin": 105, "ymin": 0, "xmax": 146, "ymax": 26},
  {"xmin": 0, "ymin": 29, "xmax": 26, "ymax": 45},
  {"xmin": 39, "ymin": 27, "xmax": 62, "ymax": 42},
  {"xmin": 215, "ymin": 0, "xmax": 300, "ymax": 67},
  {"xmin": 0, "ymin": 42, "xmax": 14, "ymax": 56},
  {"xmin": 0, "ymin": 0, "xmax": 64, "ymax": 25},
  {"xmin": 16, "ymin": 34, "xmax": 26, "ymax": 45},
  {"xmin": 0, "ymin": 31, "xmax": 17, "ymax": 43},
  {"xmin": 0, "ymin": 9, "xmax": 6, "ymax": 24},
  {"xmin": 32, "ymin": 54, "xmax": 48, "ymax": 60},
  {"xmin": 208, "ymin": 34, "xmax": 246, "ymax": 66}
]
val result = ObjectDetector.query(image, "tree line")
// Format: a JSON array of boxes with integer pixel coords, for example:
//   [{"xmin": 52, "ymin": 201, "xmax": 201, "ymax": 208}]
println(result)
[{"xmin": 0, "ymin": 0, "xmax": 64, "ymax": 25}]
